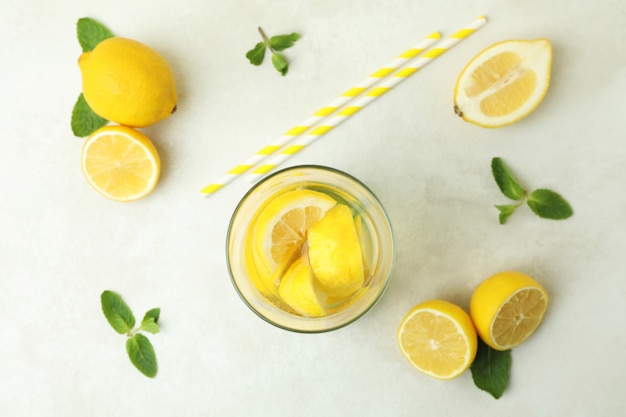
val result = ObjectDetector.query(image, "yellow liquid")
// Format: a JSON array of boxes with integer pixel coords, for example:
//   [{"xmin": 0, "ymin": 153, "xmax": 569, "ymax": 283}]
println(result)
[{"xmin": 243, "ymin": 182, "xmax": 379, "ymax": 317}]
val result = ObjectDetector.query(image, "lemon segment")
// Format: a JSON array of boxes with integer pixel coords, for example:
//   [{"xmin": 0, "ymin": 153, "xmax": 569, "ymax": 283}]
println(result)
[
  {"xmin": 470, "ymin": 271, "xmax": 549, "ymax": 350},
  {"xmin": 307, "ymin": 204, "xmax": 364, "ymax": 298},
  {"xmin": 79, "ymin": 37, "xmax": 177, "ymax": 127},
  {"xmin": 397, "ymin": 300, "xmax": 478, "ymax": 380},
  {"xmin": 81, "ymin": 126, "xmax": 160, "ymax": 202},
  {"xmin": 278, "ymin": 256, "xmax": 327, "ymax": 317},
  {"xmin": 251, "ymin": 189, "xmax": 337, "ymax": 287},
  {"xmin": 454, "ymin": 39, "xmax": 552, "ymax": 127}
]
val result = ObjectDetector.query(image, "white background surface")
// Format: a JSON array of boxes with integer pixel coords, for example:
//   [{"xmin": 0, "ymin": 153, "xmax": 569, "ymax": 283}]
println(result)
[{"xmin": 1, "ymin": 0, "xmax": 625, "ymax": 415}]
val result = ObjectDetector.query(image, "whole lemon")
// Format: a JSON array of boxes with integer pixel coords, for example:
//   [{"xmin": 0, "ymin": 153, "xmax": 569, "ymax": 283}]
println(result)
[{"xmin": 78, "ymin": 37, "xmax": 177, "ymax": 127}]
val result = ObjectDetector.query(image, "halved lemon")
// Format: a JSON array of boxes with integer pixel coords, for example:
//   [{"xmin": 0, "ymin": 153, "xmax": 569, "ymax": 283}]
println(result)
[
  {"xmin": 397, "ymin": 299, "xmax": 478, "ymax": 380},
  {"xmin": 81, "ymin": 125, "xmax": 160, "ymax": 201},
  {"xmin": 250, "ymin": 189, "xmax": 336, "ymax": 293},
  {"xmin": 470, "ymin": 271, "xmax": 549, "ymax": 350},
  {"xmin": 454, "ymin": 39, "xmax": 552, "ymax": 128}
]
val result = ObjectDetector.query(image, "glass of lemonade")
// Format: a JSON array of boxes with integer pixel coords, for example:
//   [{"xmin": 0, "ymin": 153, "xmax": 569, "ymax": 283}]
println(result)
[{"xmin": 227, "ymin": 165, "xmax": 394, "ymax": 332}]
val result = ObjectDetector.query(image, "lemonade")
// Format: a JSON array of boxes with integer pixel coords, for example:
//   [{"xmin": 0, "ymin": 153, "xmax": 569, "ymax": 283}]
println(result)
[{"xmin": 227, "ymin": 166, "xmax": 394, "ymax": 332}]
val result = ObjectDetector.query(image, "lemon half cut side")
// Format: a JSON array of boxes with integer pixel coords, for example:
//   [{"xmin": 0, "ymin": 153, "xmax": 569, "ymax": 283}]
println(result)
[
  {"xmin": 397, "ymin": 300, "xmax": 478, "ymax": 380},
  {"xmin": 81, "ymin": 125, "xmax": 160, "ymax": 202},
  {"xmin": 454, "ymin": 39, "xmax": 552, "ymax": 128},
  {"xmin": 470, "ymin": 271, "xmax": 549, "ymax": 350}
]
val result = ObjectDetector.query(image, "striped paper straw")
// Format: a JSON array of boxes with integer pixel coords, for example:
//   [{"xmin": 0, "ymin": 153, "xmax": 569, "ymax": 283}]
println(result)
[
  {"xmin": 247, "ymin": 16, "xmax": 487, "ymax": 182},
  {"xmin": 200, "ymin": 31, "xmax": 442, "ymax": 195}
]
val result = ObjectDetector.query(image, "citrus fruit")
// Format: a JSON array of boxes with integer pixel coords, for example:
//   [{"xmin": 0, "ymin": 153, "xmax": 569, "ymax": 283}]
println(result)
[
  {"xmin": 251, "ymin": 189, "xmax": 336, "ymax": 292},
  {"xmin": 81, "ymin": 125, "xmax": 160, "ymax": 202},
  {"xmin": 453, "ymin": 39, "xmax": 552, "ymax": 128},
  {"xmin": 307, "ymin": 204, "xmax": 364, "ymax": 298},
  {"xmin": 470, "ymin": 271, "xmax": 549, "ymax": 350},
  {"xmin": 278, "ymin": 256, "xmax": 327, "ymax": 317},
  {"xmin": 397, "ymin": 299, "xmax": 478, "ymax": 380},
  {"xmin": 354, "ymin": 214, "xmax": 371, "ymax": 276},
  {"xmin": 79, "ymin": 37, "xmax": 177, "ymax": 127}
]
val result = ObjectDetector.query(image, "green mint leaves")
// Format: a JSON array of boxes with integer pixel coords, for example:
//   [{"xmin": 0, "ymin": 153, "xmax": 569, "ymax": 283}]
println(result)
[
  {"xmin": 246, "ymin": 27, "xmax": 300, "ymax": 76},
  {"xmin": 101, "ymin": 291, "xmax": 160, "ymax": 378},
  {"xmin": 72, "ymin": 18, "xmax": 113, "ymax": 137},
  {"xmin": 491, "ymin": 157, "xmax": 573, "ymax": 224},
  {"xmin": 140, "ymin": 308, "xmax": 161, "ymax": 334},
  {"xmin": 101, "ymin": 290, "xmax": 136, "ymax": 333},
  {"xmin": 126, "ymin": 334, "xmax": 158, "ymax": 378},
  {"xmin": 491, "ymin": 157, "xmax": 526, "ymax": 200},
  {"xmin": 71, "ymin": 93, "xmax": 108, "ymax": 137},
  {"xmin": 527, "ymin": 189, "xmax": 575, "ymax": 219},
  {"xmin": 77, "ymin": 17, "xmax": 114, "ymax": 52},
  {"xmin": 470, "ymin": 339, "xmax": 512, "ymax": 399}
]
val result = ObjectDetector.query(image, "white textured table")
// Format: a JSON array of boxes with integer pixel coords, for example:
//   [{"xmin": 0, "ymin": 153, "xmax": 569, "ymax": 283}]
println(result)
[{"xmin": 1, "ymin": 0, "xmax": 625, "ymax": 415}]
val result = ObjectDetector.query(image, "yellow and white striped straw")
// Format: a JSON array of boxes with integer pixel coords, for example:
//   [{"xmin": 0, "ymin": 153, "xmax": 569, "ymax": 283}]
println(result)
[
  {"xmin": 247, "ymin": 16, "xmax": 487, "ymax": 182},
  {"xmin": 200, "ymin": 31, "xmax": 442, "ymax": 195}
]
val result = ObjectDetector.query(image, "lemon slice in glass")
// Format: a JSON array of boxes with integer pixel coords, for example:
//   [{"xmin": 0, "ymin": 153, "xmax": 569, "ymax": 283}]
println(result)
[{"xmin": 250, "ymin": 189, "xmax": 336, "ymax": 294}]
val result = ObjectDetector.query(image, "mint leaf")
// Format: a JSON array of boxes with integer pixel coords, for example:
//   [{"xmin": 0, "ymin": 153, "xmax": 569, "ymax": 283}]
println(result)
[
  {"xmin": 71, "ymin": 93, "xmax": 108, "ymax": 137},
  {"xmin": 77, "ymin": 17, "xmax": 114, "ymax": 52},
  {"xmin": 272, "ymin": 52, "xmax": 289, "ymax": 76},
  {"xmin": 140, "ymin": 308, "xmax": 161, "ymax": 334},
  {"xmin": 101, "ymin": 291, "xmax": 135, "ymax": 334},
  {"xmin": 269, "ymin": 33, "xmax": 300, "ymax": 51},
  {"xmin": 126, "ymin": 334, "xmax": 158, "ymax": 378},
  {"xmin": 495, "ymin": 204, "xmax": 517, "ymax": 225},
  {"xmin": 491, "ymin": 157, "xmax": 527, "ymax": 200},
  {"xmin": 246, "ymin": 41, "xmax": 266, "ymax": 66},
  {"xmin": 527, "ymin": 189, "xmax": 574, "ymax": 220},
  {"xmin": 470, "ymin": 338, "xmax": 512, "ymax": 399}
]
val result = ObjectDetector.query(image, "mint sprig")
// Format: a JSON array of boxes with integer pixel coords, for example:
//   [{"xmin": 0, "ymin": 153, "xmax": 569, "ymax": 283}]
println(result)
[
  {"xmin": 246, "ymin": 27, "xmax": 300, "ymax": 76},
  {"xmin": 101, "ymin": 291, "xmax": 160, "ymax": 378},
  {"xmin": 470, "ymin": 338, "xmax": 512, "ymax": 399},
  {"xmin": 491, "ymin": 157, "xmax": 573, "ymax": 224},
  {"xmin": 72, "ymin": 18, "xmax": 113, "ymax": 137}
]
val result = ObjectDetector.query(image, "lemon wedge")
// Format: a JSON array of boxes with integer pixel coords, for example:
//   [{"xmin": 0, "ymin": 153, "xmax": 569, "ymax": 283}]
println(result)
[
  {"xmin": 278, "ymin": 256, "xmax": 327, "ymax": 317},
  {"xmin": 454, "ymin": 39, "xmax": 552, "ymax": 128},
  {"xmin": 81, "ymin": 125, "xmax": 160, "ymax": 202},
  {"xmin": 307, "ymin": 204, "xmax": 364, "ymax": 298}
]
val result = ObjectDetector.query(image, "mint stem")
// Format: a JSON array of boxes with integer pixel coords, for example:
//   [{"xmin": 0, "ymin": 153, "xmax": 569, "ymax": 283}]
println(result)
[
  {"xmin": 515, "ymin": 193, "xmax": 528, "ymax": 207},
  {"xmin": 127, "ymin": 327, "xmax": 141, "ymax": 337},
  {"xmin": 258, "ymin": 27, "xmax": 275, "ymax": 53}
]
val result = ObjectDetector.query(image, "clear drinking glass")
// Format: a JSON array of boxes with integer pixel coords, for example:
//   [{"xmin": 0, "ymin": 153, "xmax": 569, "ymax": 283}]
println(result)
[{"xmin": 226, "ymin": 165, "xmax": 394, "ymax": 333}]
